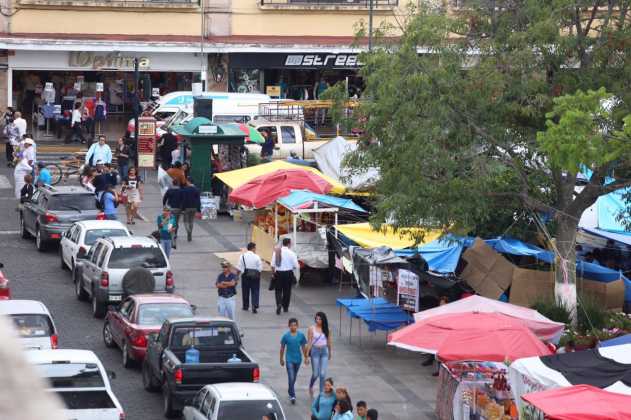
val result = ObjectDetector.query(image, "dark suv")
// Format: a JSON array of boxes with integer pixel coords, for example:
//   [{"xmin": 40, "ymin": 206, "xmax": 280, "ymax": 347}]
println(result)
[{"xmin": 20, "ymin": 185, "xmax": 104, "ymax": 251}]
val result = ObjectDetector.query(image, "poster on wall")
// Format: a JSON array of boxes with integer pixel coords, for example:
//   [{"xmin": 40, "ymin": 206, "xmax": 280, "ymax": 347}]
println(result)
[
  {"xmin": 397, "ymin": 269, "xmax": 419, "ymax": 312},
  {"xmin": 137, "ymin": 117, "xmax": 156, "ymax": 168}
]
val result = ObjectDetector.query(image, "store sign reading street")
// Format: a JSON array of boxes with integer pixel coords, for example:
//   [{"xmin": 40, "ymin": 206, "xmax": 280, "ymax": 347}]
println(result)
[
  {"xmin": 69, "ymin": 52, "xmax": 150, "ymax": 70},
  {"xmin": 284, "ymin": 54, "xmax": 361, "ymax": 68}
]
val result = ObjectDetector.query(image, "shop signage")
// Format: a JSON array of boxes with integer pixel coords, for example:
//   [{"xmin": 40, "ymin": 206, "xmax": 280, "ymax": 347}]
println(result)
[
  {"xmin": 69, "ymin": 52, "xmax": 150, "ymax": 70},
  {"xmin": 397, "ymin": 269, "xmax": 419, "ymax": 312},
  {"xmin": 284, "ymin": 54, "xmax": 361, "ymax": 68},
  {"xmin": 198, "ymin": 125, "xmax": 217, "ymax": 134},
  {"xmin": 137, "ymin": 117, "xmax": 157, "ymax": 168}
]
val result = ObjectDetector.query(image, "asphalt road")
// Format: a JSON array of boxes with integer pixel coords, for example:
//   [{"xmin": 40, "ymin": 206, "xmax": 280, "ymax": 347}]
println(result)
[{"xmin": 0, "ymin": 166, "xmax": 165, "ymax": 419}]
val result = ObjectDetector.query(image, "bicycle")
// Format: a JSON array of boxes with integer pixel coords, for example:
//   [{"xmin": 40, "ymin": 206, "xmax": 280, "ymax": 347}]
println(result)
[{"xmin": 44, "ymin": 157, "xmax": 87, "ymax": 186}]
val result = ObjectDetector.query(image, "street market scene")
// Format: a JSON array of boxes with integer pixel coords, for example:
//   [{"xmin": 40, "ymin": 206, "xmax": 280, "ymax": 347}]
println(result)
[{"xmin": 1, "ymin": 1, "xmax": 631, "ymax": 420}]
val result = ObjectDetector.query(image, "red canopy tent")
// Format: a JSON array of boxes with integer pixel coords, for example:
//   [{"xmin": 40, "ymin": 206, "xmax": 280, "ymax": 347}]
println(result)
[
  {"xmin": 522, "ymin": 385, "xmax": 631, "ymax": 420},
  {"xmin": 228, "ymin": 169, "xmax": 332, "ymax": 208},
  {"xmin": 388, "ymin": 312, "xmax": 551, "ymax": 362}
]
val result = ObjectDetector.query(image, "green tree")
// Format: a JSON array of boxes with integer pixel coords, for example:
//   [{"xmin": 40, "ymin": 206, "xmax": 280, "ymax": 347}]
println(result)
[{"xmin": 347, "ymin": 0, "xmax": 631, "ymax": 316}]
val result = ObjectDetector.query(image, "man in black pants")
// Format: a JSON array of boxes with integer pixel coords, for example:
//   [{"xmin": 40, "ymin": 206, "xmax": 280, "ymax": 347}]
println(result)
[{"xmin": 271, "ymin": 238, "xmax": 299, "ymax": 315}]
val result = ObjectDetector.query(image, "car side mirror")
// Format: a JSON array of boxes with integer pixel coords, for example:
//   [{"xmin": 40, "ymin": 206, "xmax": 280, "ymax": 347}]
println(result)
[{"xmin": 108, "ymin": 371, "xmax": 116, "ymax": 380}]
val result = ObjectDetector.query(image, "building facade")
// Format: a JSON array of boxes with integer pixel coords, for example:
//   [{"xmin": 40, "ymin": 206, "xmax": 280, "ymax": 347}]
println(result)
[{"xmin": 0, "ymin": 0, "xmax": 411, "ymax": 114}]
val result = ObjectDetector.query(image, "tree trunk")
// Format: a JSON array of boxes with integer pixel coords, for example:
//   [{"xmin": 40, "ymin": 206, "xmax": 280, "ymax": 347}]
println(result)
[{"xmin": 554, "ymin": 215, "xmax": 580, "ymax": 323}]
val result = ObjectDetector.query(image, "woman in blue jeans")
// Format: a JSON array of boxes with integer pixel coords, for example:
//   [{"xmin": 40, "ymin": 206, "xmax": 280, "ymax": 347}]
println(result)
[{"xmin": 306, "ymin": 311, "xmax": 332, "ymax": 397}]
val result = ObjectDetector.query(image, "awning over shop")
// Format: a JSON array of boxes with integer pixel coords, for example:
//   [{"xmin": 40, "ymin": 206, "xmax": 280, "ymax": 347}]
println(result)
[
  {"xmin": 277, "ymin": 190, "xmax": 366, "ymax": 213},
  {"xmin": 336, "ymin": 223, "xmax": 442, "ymax": 250},
  {"xmin": 522, "ymin": 385, "xmax": 631, "ymax": 420},
  {"xmin": 214, "ymin": 160, "xmax": 346, "ymax": 195}
]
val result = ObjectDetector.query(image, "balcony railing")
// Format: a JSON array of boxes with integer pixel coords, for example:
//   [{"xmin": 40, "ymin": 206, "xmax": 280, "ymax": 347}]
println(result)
[
  {"xmin": 17, "ymin": 0, "xmax": 199, "ymax": 7},
  {"xmin": 260, "ymin": 0, "xmax": 398, "ymax": 7}
]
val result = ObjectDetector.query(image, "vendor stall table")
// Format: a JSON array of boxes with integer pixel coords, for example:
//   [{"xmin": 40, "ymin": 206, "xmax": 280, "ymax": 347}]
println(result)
[{"xmin": 335, "ymin": 297, "xmax": 412, "ymax": 343}]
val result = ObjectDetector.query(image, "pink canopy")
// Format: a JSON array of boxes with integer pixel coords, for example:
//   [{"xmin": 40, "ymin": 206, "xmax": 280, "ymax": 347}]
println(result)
[
  {"xmin": 522, "ymin": 385, "xmax": 631, "ymax": 420},
  {"xmin": 388, "ymin": 312, "xmax": 552, "ymax": 363},
  {"xmin": 414, "ymin": 295, "xmax": 564, "ymax": 343}
]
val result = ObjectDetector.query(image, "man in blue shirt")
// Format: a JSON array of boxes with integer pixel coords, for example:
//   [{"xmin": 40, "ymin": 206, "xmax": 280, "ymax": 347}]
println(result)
[
  {"xmin": 280, "ymin": 318, "xmax": 307, "ymax": 404},
  {"xmin": 85, "ymin": 135, "xmax": 112, "ymax": 166},
  {"xmin": 216, "ymin": 261, "xmax": 237, "ymax": 321},
  {"xmin": 156, "ymin": 207, "xmax": 176, "ymax": 258},
  {"xmin": 260, "ymin": 128, "xmax": 275, "ymax": 161},
  {"xmin": 35, "ymin": 162, "xmax": 52, "ymax": 186}
]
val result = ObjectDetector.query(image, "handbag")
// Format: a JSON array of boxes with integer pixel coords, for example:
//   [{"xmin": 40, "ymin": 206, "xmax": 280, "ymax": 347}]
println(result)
[
  {"xmin": 119, "ymin": 190, "xmax": 128, "ymax": 205},
  {"xmin": 241, "ymin": 255, "xmax": 260, "ymax": 282},
  {"xmin": 268, "ymin": 272, "xmax": 278, "ymax": 291}
]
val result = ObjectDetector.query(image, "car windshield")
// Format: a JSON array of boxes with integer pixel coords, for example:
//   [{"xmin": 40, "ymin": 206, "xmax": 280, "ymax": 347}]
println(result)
[
  {"xmin": 217, "ymin": 400, "xmax": 284, "ymax": 420},
  {"xmin": 108, "ymin": 247, "xmax": 167, "ymax": 269},
  {"xmin": 171, "ymin": 326, "xmax": 236, "ymax": 348},
  {"xmin": 37, "ymin": 363, "xmax": 105, "ymax": 388},
  {"xmin": 137, "ymin": 303, "xmax": 193, "ymax": 326},
  {"xmin": 10, "ymin": 314, "xmax": 53, "ymax": 337},
  {"xmin": 84, "ymin": 229, "xmax": 128, "ymax": 246},
  {"xmin": 48, "ymin": 194, "xmax": 96, "ymax": 211}
]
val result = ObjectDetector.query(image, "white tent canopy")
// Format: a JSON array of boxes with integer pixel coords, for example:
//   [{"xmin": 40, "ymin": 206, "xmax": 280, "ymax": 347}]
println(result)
[{"xmin": 312, "ymin": 136, "xmax": 379, "ymax": 190}]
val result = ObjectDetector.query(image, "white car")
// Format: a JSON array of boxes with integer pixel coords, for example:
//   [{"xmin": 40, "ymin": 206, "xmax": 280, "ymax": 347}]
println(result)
[
  {"xmin": 183, "ymin": 383, "xmax": 286, "ymax": 420},
  {"xmin": 27, "ymin": 349, "xmax": 125, "ymax": 420},
  {"xmin": 60, "ymin": 220, "xmax": 131, "ymax": 272},
  {"xmin": 0, "ymin": 299, "xmax": 58, "ymax": 350}
]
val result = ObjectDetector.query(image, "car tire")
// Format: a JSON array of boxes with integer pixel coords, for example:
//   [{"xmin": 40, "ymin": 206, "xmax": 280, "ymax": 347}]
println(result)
[
  {"xmin": 142, "ymin": 360, "xmax": 160, "ymax": 392},
  {"xmin": 92, "ymin": 292, "xmax": 107, "ymax": 318},
  {"xmin": 75, "ymin": 271, "xmax": 88, "ymax": 301},
  {"xmin": 20, "ymin": 214, "xmax": 31, "ymax": 239},
  {"xmin": 122, "ymin": 341, "xmax": 135, "ymax": 369},
  {"xmin": 103, "ymin": 321, "xmax": 116, "ymax": 348},
  {"xmin": 163, "ymin": 384, "xmax": 180, "ymax": 419},
  {"xmin": 36, "ymin": 227, "xmax": 47, "ymax": 252}
]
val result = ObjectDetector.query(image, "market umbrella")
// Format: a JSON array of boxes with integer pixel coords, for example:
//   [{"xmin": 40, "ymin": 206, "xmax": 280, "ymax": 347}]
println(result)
[
  {"xmin": 228, "ymin": 169, "xmax": 333, "ymax": 208},
  {"xmin": 238, "ymin": 123, "xmax": 265, "ymax": 144},
  {"xmin": 388, "ymin": 312, "xmax": 552, "ymax": 363},
  {"xmin": 414, "ymin": 295, "xmax": 565, "ymax": 343},
  {"xmin": 522, "ymin": 385, "xmax": 631, "ymax": 420}
]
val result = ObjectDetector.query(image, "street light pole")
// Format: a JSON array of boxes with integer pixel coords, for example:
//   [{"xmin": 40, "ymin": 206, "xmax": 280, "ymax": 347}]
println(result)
[
  {"xmin": 133, "ymin": 57, "xmax": 140, "ymax": 168},
  {"xmin": 200, "ymin": 0, "xmax": 206, "ymax": 91},
  {"xmin": 368, "ymin": 0, "xmax": 374, "ymax": 51}
]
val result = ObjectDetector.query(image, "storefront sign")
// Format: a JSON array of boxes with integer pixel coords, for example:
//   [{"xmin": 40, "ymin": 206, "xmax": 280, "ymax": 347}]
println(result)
[
  {"xmin": 69, "ymin": 52, "xmax": 150, "ymax": 70},
  {"xmin": 137, "ymin": 117, "xmax": 157, "ymax": 168},
  {"xmin": 230, "ymin": 53, "xmax": 362, "ymax": 70},
  {"xmin": 397, "ymin": 269, "xmax": 419, "ymax": 312}
]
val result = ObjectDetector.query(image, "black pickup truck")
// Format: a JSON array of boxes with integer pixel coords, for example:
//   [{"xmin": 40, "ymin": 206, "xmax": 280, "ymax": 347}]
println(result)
[{"xmin": 141, "ymin": 317, "xmax": 260, "ymax": 418}]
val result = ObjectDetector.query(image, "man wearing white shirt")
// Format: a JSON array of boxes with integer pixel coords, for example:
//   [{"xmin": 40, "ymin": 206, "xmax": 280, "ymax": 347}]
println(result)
[
  {"xmin": 13, "ymin": 112, "xmax": 27, "ymax": 138},
  {"xmin": 236, "ymin": 242, "xmax": 263, "ymax": 314},
  {"xmin": 85, "ymin": 135, "xmax": 112, "ymax": 166},
  {"xmin": 71, "ymin": 102, "xmax": 86, "ymax": 144},
  {"xmin": 271, "ymin": 238, "xmax": 299, "ymax": 315}
]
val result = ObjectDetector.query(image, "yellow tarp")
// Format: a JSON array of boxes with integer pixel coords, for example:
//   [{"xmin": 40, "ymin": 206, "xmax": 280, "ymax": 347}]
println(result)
[
  {"xmin": 214, "ymin": 161, "xmax": 346, "ymax": 195},
  {"xmin": 336, "ymin": 223, "xmax": 442, "ymax": 249}
]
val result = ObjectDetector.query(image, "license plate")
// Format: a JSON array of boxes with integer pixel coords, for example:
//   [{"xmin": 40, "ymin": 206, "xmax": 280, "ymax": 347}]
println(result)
[{"xmin": 109, "ymin": 295, "xmax": 122, "ymax": 302}]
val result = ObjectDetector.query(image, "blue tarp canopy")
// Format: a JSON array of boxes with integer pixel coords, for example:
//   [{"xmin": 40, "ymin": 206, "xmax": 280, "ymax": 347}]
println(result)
[
  {"xmin": 600, "ymin": 334, "xmax": 631, "ymax": 348},
  {"xmin": 396, "ymin": 235, "xmax": 468, "ymax": 274},
  {"xmin": 277, "ymin": 190, "xmax": 366, "ymax": 213}
]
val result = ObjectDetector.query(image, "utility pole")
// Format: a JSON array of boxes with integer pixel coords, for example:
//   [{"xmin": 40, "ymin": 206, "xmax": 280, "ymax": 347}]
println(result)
[
  {"xmin": 200, "ymin": 0, "xmax": 206, "ymax": 91},
  {"xmin": 133, "ymin": 57, "xmax": 140, "ymax": 168},
  {"xmin": 368, "ymin": 0, "xmax": 374, "ymax": 51}
]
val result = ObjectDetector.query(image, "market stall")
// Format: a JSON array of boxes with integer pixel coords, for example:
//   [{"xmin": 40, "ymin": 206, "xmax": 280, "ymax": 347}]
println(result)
[
  {"xmin": 508, "ymin": 344, "xmax": 631, "ymax": 414},
  {"xmin": 436, "ymin": 361, "xmax": 519, "ymax": 420},
  {"xmin": 335, "ymin": 297, "xmax": 413, "ymax": 343}
]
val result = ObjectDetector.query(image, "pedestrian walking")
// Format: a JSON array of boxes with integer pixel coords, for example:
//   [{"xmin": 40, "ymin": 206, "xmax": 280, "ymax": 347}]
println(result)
[
  {"xmin": 280, "ymin": 318, "xmax": 307, "ymax": 405},
  {"xmin": 19, "ymin": 174, "xmax": 34, "ymax": 204},
  {"xmin": 180, "ymin": 181, "xmax": 201, "ymax": 242},
  {"xmin": 260, "ymin": 128, "xmax": 274, "ymax": 161},
  {"xmin": 85, "ymin": 135, "xmax": 112, "ymax": 166},
  {"xmin": 115, "ymin": 137, "xmax": 130, "ymax": 180},
  {"xmin": 70, "ymin": 103, "xmax": 87, "ymax": 144},
  {"xmin": 163, "ymin": 179, "xmax": 183, "ymax": 246},
  {"xmin": 306, "ymin": 311, "xmax": 332, "ymax": 397},
  {"xmin": 21, "ymin": 138, "xmax": 36, "ymax": 169},
  {"xmin": 355, "ymin": 401, "xmax": 367, "ymax": 420},
  {"xmin": 35, "ymin": 162, "xmax": 52, "ymax": 186},
  {"xmin": 366, "ymin": 409, "xmax": 378, "ymax": 420},
  {"xmin": 121, "ymin": 167, "xmax": 143, "ymax": 225},
  {"xmin": 271, "ymin": 238, "xmax": 299, "ymax": 315},
  {"xmin": 236, "ymin": 242, "xmax": 263, "ymax": 313},
  {"xmin": 167, "ymin": 161, "xmax": 187, "ymax": 187},
  {"xmin": 156, "ymin": 207, "xmax": 176, "ymax": 258},
  {"xmin": 216, "ymin": 261, "xmax": 237, "ymax": 320},
  {"xmin": 13, "ymin": 112, "xmax": 27, "ymax": 139},
  {"xmin": 311, "ymin": 377, "xmax": 336, "ymax": 420},
  {"xmin": 4, "ymin": 118, "xmax": 19, "ymax": 167},
  {"xmin": 101, "ymin": 185, "xmax": 119, "ymax": 221},
  {"xmin": 332, "ymin": 400, "xmax": 353, "ymax": 420},
  {"xmin": 13, "ymin": 156, "xmax": 33, "ymax": 199}
]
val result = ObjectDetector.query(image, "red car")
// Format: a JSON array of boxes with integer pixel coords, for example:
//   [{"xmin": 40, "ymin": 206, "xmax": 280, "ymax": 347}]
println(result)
[
  {"xmin": 0, "ymin": 263, "xmax": 10, "ymax": 300},
  {"xmin": 103, "ymin": 294, "xmax": 194, "ymax": 368}
]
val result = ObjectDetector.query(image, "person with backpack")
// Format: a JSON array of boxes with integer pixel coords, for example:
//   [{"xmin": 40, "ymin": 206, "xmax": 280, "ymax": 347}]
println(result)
[{"xmin": 100, "ymin": 185, "xmax": 119, "ymax": 220}]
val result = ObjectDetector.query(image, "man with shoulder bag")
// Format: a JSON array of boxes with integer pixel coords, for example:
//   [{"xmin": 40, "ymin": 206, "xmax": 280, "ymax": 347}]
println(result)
[
  {"xmin": 271, "ymin": 238, "xmax": 299, "ymax": 315},
  {"xmin": 237, "ymin": 242, "xmax": 263, "ymax": 314}
]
